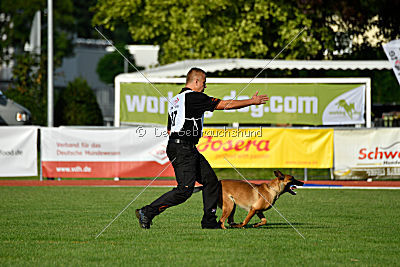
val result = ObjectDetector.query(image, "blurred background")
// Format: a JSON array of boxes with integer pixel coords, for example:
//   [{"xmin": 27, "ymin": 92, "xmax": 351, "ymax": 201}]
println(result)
[{"xmin": 0, "ymin": 0, "xmax": 399, "ymax": 127}]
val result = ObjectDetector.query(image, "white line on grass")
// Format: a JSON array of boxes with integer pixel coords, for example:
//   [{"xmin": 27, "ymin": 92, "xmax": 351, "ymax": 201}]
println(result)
[
  {"xmin": 302, "ymin": 186, "xmax": 400, "ymax": 190},
  {"xmin": 90, "ymin": 185, "xmax": 400, "ymax": 190},
  {"xmin": 224, "ymin": 157, "xmax": 306, "ymax": 240},
  {"xmin": 95, "ymin": 158, "xmax": 176, "ymax": 239}
]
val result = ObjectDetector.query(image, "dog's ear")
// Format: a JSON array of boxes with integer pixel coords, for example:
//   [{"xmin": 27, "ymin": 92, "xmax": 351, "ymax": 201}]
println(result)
[{"xmin": 274, "ymin": 170, "xmax": 285, "ymax": 180}]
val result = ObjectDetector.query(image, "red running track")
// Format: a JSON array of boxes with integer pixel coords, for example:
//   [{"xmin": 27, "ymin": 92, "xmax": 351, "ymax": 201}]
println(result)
[{"xmin": 0, "ymin": 179, "xmax": 400, "ymax": 188}]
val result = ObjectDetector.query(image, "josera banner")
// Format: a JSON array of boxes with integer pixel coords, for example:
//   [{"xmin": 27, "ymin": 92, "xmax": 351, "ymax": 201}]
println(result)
[
  {"xmin": 0, "ymin": 126, "xmax": 38, "ymax": 177},
  {"xmin": 41, "ymin": 127, "xmax": 174, "ymax": 178},
  {"xmin": 198, "ymin": 128, "xmax": 333, "ymax": 168},
  {"xmin": 334, "ymin": 128, "xmax": 400, "ymax": 179},
  {"xmin": 120, "ymin": 82, "xmax": 365, "ymax": 126}
]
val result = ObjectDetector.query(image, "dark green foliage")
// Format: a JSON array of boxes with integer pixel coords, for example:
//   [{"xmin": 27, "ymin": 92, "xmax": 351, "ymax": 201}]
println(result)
[
  {"xmin": 1, "ymin": 0, "xmax": 75, "ymax": 126},
  {"xmin": 92, "ymin": 0, "xmax": 399, "ymax": 64},
  {"xmin": 0, "ymin": 0, "xmax": 74, "ymax": 64},
  {"xmin": 91, "ymin": 0, "xmax": 400, "ymax": 104},
  {"xmin": 92, "ymin": 0, "xmax": 318, "ymax": 64},
  {"xmin": 96, "ymin": 45, "xmax": 143, "ymax": 84},
  {"xmin": 55, "ymin": 78, "xmax": 103, "ymax": 126},
  {"xmin": 5, "ymin": 53, "xmax": 47, "ymax": 125}
]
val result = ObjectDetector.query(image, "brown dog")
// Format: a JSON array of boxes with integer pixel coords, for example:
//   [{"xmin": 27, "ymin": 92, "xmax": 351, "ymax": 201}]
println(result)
[{"xmin": 218, "ymin": 170, "xmax": 304, "ymax": 229}]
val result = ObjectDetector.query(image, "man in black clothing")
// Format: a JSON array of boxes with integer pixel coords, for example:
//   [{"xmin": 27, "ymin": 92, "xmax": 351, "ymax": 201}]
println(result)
[{"xmin": 136, "ymin": 67, "xmax": 269, "ymax": 229}]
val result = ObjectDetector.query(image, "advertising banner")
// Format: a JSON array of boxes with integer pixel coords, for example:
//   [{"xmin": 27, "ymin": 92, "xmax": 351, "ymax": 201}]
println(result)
[
  {"xmin": 0, "ymin": 126, "xmax": 38, "ymax": 177},
  {"xmin": 41, "ymin": 127, "xmax": 174, "ymax": 178},
  {"xmin": 120, "ymin": 82, "xmax": 365, "ymax": 126},
  {"xmin": 198, "ymin": 127, "xmax": 333, "ymax": 168},
  {"xmin": 334, "ymin": 128, "xmax": 400, "ymax": 179},
  {"xmin": 383, "ymin": 39, "xmax": 400, "ymax": 85}
]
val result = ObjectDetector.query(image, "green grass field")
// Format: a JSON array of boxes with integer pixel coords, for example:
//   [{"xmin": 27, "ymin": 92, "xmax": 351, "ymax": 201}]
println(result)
[
  {"xmin": 1, "ymin": 186, "xmax": 399, "ymax": 266},
  {"xmin": 0, "ymin": 168, "xmax": 332, "ymax": 181}
]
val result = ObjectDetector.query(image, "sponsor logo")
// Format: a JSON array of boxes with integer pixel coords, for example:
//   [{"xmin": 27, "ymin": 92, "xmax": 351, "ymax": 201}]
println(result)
[
  {"xmin": 125, "ymin": 92, "xmax": 174, "ymax": 114},
  {"xmin": 322, "ymin": 85, "xmax": 365, "ymax": 124},
  {"xmin": 0, "ymin": 149, "xmax": 23, "ymax": 156},
  {"xmin": 358, "ymin": 147, "xmax": 400, "ymax": 160},
  {"xmin": 335, "ymin": 99, "xmax": 357, "ymax": 119},
  {"xmin": 56, "ymin": 166, "xmax": 92, "ymax": 173},
  {"xmin": 197, "ymin": 136, "xmax": 270, "ymax": 152},
  {"xmin": 149, "ymin": 144, "xmax": 169, "ymax": 165},
  {"xmin": 125, "ymin": 91, "xmax": 318, "ymax": 118},
  {"xmin": 358, "ymin": 142, "xmax": 400, "ymax": 165}
]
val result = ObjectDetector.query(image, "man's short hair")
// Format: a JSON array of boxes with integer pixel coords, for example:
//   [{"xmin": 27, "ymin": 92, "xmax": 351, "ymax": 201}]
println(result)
[{"xmin": 186, "ymin": 67, "xmax": 206, "ymax": 84}]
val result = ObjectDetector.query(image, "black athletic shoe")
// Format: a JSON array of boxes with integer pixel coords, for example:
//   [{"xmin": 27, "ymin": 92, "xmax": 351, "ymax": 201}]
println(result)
[
  {"xmin": 201, "ymin": 222, "xmax": 222, "ymax": 229},
  {"xmin": 135, "ymin": 209, "xmax": 152, "ymax": 229}
]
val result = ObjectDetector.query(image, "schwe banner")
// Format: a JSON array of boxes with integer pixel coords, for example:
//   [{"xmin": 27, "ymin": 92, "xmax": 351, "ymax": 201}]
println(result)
[
  {"xmin": 41, "ymin": 127, "xmax": 174, "ymax": 178},
  {"xmin": 334, "ymin": 128, "xmax": 400, "ymax": 179},
  {"xmin": 119, "ymin": 80, "xmax": 366, "ymax": 126}
]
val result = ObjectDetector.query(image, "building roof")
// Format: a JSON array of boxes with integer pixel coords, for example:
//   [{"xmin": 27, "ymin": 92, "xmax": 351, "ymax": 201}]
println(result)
[{"xmin": 117, "ymin": 58, "xmax": 392, "ymax": 79}]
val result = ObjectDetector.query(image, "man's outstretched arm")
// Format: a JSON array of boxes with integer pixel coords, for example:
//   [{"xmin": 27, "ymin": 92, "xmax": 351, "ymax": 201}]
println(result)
[{"xmin": 215, "ymin": 92, "xmax": 269, "ymax": 110}]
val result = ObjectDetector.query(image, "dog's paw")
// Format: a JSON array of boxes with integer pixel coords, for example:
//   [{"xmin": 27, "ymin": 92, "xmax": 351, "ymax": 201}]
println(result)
[
  {"xmin": 253, "ymin": 220, "xmax": 267, "ymax": 228},
  {"xmin": 230, "ymin": 223, "xmax": 244, "ymax": 228}
]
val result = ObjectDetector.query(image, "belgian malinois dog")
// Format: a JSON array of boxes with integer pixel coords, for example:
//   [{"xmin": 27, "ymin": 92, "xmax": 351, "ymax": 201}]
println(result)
[{"xmin": 218, "ymin": 170, "xmax": 304, "ymax": 229}]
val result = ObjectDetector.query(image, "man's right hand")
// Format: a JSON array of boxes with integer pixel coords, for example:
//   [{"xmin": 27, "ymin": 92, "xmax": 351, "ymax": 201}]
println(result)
[
  {"xmin": 215, "ymin": 91, "xmax": 269, "ymax": 110},
  {"xmin": 251, "ymin": 91, "xmax": 269, "ymax": 105}
]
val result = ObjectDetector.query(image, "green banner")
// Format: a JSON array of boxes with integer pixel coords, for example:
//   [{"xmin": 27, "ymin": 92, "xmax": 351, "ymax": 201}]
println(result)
[{"xmin": 120, "ymin": 82, "xmax": 365, "ymax": 125}]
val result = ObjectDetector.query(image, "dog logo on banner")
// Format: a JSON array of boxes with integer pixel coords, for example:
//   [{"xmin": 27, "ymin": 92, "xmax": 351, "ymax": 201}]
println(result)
[
  {"xmin": 149, "ymin": 144, "xmax": 169, "ymax": 165},
  {"xmin": 335, "ymin": 99, "xmax": 356, "ymax": 119}
]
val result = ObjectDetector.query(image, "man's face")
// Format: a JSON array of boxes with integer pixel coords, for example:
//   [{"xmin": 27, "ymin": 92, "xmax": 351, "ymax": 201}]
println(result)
[{"xmin": 196, "ymin": 74, "xmax": 207, "ymax": 92}]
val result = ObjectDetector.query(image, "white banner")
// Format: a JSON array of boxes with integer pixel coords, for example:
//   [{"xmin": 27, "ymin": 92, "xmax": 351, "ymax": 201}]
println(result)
[
  {"xmin": 0, "ymin": 126, "xmax": 38, "ymax": 177},
  {"xmin": 322, "ymin": 85, "xmax": 365, "ymax": 125},
  {"xmin": 334, "ymin": 128, "xmax": 400, "ymax": 179},
  {"xmin": 383, "ymin": 39, "xmax": 400, "ymax": 85},
  {"xmin": 41, "ymin": 127, "xmax": 173, "ymax": 178}
]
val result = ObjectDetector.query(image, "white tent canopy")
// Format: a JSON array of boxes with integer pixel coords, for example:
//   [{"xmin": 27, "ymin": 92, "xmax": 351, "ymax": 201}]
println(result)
[{"xmin": 118, "ymin": 58, "xmax": 391, "ymax": 79}]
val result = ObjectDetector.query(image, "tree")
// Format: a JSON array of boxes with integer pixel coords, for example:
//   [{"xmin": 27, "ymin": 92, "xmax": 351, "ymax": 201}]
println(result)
[
  {"xmin": 294, "ymin": 0, "xmax": 400, "ymax": 59},
  {"xmin": 54, "ymin": 78, "xmax": 103, "ymax": 126},
  {"xmin": 92, "ymin": 0, "xmax": 399, "ymax": 63},
  {"xmin": 1, "ymin": 0, "xmax": 75, "ymax": 126},
  {"xmin": 96, "ymin": 45, "xmax": 143, "ymax": 84},
  {"xmin": 4, "ymin": 53, "xmax": 47, "ymax": 125},
  {"xmin": 72, "ymin": 0, "xmax": 134, "ymax": 43},
  {"xmin": 92, "ymin": 0, "xmax": 319, "ymax": 64},
  {"xmin": 0, "ymin": 0, "xmax": 75, "ymax": 65},
  {"xmin": 92, "ymin": 0, "xmax": 399, "ymax": 105}
]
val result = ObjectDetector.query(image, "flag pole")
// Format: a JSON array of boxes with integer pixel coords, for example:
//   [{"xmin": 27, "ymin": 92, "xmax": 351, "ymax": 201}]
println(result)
[{"xmin": 47, "ymin": 0, "xmax": 54, "ymax": 127}]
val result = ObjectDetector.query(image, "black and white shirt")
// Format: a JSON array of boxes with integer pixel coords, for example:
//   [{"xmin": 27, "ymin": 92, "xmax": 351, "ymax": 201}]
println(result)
[{"xmin": 167, "ymin": 88, "xmax": 221, "ymax": 144}]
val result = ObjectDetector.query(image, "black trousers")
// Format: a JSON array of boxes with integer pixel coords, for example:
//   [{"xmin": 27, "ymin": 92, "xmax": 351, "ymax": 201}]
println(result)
[{"xmin": 142, "ymin": 142, "xmax": 220, "ymax": 226}]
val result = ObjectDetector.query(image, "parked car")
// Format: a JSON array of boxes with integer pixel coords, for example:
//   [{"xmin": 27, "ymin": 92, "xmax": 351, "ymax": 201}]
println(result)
[{"xmin": 0, "ymin": 90, "xmax": 31, "ymax": 125}]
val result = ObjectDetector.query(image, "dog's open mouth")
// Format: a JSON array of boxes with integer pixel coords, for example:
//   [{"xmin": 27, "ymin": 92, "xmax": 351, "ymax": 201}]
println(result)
[
  {"xmin": 288, "ymin": 185, "xmax": 297, "ymax": 195},
  {"xmin": 284, "ymin": 179, "xmax": 304, "ymax": 196}
]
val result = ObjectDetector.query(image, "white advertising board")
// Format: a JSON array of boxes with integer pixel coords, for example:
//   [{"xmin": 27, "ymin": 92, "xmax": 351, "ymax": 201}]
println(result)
[
  {"xmin": 41, "ymin": 127, "xmax": 173, "ymax": 178},
  {"xmin": 0, "ymin": 127, "xmax": 38, "ymax": 177},
  {"xmin": 334, "ymin": 128, "xmax": 400, "ymax": 179}
]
